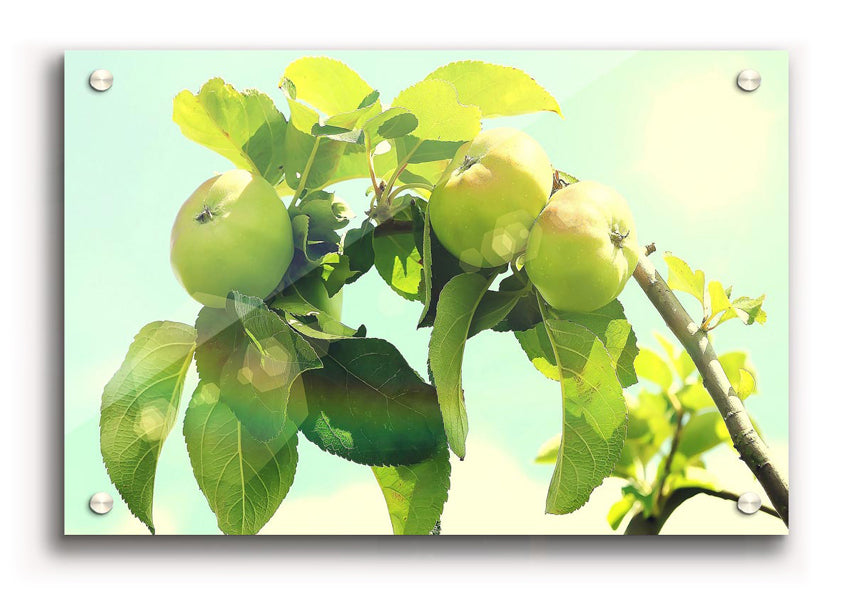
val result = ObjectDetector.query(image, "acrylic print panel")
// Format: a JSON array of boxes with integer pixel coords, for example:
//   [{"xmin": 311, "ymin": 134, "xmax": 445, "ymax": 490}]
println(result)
[{"xmin": 64, "ymin": 50, "xmax": 789, "ymax": 535}]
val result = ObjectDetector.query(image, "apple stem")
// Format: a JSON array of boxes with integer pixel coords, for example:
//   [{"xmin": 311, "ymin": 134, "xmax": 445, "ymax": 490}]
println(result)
[
  {"xmin": 456, "ymin": 154, "xmax": 479, "ymax": 175},
  {"xmin": 385, "ymin": 182, "xmax": 434, "ymax": 203},
  {"xmin": 194, "ymin": 205, "xmax": 213, "ymax": 224},
  {"xmin": 364, "ymin": 130, "xmax": 382, "ymax": 200},
  {"xmin": 610, "ymin": 229, "xmax": 630, "ymax": 248},
  {"xmin": 291, "ymin": 137, "xmax": 321, "ymax": 205},
  {"xmin": 552, "ymin": 169, "xmax": 579, "ymax": 193},
  {"xmin": 381, "ymin": 139, "xmax": 424, "ymax": 207},
  {"xmin": 631, "ymin": 251, "xmax": 789, "ymax": 526}
]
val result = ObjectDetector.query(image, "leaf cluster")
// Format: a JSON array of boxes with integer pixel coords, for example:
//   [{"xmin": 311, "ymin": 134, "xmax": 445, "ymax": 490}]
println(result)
[
  {"xmin": 102, "ymin": 56, "xmax": 772, "ymax": 536},
  {"xmin": 101, "ymin": 291, "xmax": 447, "ymax": 535},
  {"xmin": 663, "ymin": 253, "xmax": 767, "ymax": 331},
  {"xmin": 535, "ymin": 329, "xmax": 769, "ymax": 533},
  {"xmin": 103, "ymin": 57, "xmax": 564, "ymax": 534}
]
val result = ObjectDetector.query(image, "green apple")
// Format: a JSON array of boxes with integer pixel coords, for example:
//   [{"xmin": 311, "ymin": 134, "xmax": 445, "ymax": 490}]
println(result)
[
  {"xmin": 525, "ymin": 181, "xmax": 639, "ymax": 313},
  {"xmin": 170, "ymin": 169, "xmax": 294, "ymax": 308},
  {"xmin": 429, "ymin": 127, "xmax": 553, "ymax": 268}
]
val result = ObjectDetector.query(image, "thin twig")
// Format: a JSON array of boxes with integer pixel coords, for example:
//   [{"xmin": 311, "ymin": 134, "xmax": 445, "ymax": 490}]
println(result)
[
  {"xmin": 386, "ymin": 182, "xmax": 435, "ymax": 202},
  {"xmin": 382, "ymin": 139, "xmax": 423, "ymax": 204},
  {"xmin": 631, "ymin": 251, "xmax": 789, "ymax": 526},
  {"xmin": 655, "ymin": 391, "xmax": 685, "ymax": 511},
  {"xmin": 291, "ymin": 137, "xmax": 321, "ymax": 204},
  {"xmin": 364, "ymin": 131, "xmax": 382, "ymax": 199},
  {"xmin": 702, "ymin": 488, "xmax": 783, "ymax": 519},
  {"xmin": 625, "ymin": 486, "xmax": 782, "ymax": 535}
]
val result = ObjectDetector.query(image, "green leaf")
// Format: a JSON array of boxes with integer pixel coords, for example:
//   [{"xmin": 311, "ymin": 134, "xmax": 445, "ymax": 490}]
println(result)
[
  {"xmin": 534, "ymin": 434, "xmax": 561, "ymax": 464},
  {"xmin": 270, "ymin": 273, "xmax": 361, "ymax": 339},
  {"xmin": 539, "ymin": 305, "xmax": 627, "ymax": 514},
  {"xmin": 194, "ymin": 307, "xmax": 245, "ymax": 384},
  {"xmin": 718, "ymin": 351, "xmax": 752, "ymax": 390},
  {"xmin": 678, "ymin": 353, "xmax": 757, "ymax": 410},
  {"xmin": 428, "ymin": 272, "xmax": 496, "ymax": 458},
  {"xmin": 342, "ymin": 222, "xmax": 376, "ymax": 285},
  {"xmin": 625, "ymin": 391, "xmax": 671, "ymax": 441},
  {"xmin": 708, "ymin": 280, "xmax": 731, "ymax": 313},
  {"xmin": 291, "ymin": 337, "xmax": 444, "ymax": 466},
  {"xmin": 624, "ymin": 391, "xmax": 674, "ymax": 464},
  {"xmin": 467, "ymin": 274, "xmax": 529, "ymax": 338},
  {"xmin": 282, "ymin": 57, "xmax": 374, "ymax": 118},
  {"xmin": 663, "ymin": 466, "xmax": 720, "ymax": 497},
  {"xmin": 515, "ymin": 300, "xmax": 638, "ymax": 388},
  {"xmin": 358, "ymin": 89, "xmax": 381, "ymax": 109},
  {"xmin": 468, "ymin": 291, "xmax": 522, "ymax": 338},
  {"xmin": 392, "ymin": 79, "xmax": 482, "ymax": 142},
  {"xmin": 677, "ymin": 412, "xmax": 728, "ymax": 458},
  {"xmin": 219, "ymin": 293, "xmax": 322, "ymax": 441},
  {"xmin": 622, "ymin": 483, "xmax": 655, "ymax": 517},
  {"xmin": 417, "ymin": 205, "xmax": 466, "ymax": 328},
  {"xmin": 373, "ymin": 216, "xmax": 423, "ymax": 302},
  {"xmin": 282, "ymin": 128, "xmax": 364, "ymax": 195},
  {"xmin": 706, "ymin": 282, "xmax": 766, "ymax": 329},
  {"xmin": 278, "ymin": 61, "xmax": 379, "ymax": 194},
  {"xmin": 292, "ymin": 190, "xmax": 354, "ymax": 234},
  {"xmin": 554, "ymin": 301, "xmax": 639, "ymax": 388},
  {"xmin": 652, "ymin": 331, "xmax": 677, "ymax": 363},
  {"xmin": 283, "ymin": 190, "xmax": 352, "ymax": 284},
  {"xmin": 653, "ymin": 331, "xmax": 695, "ymax": 381},
  {"xmin": 515, "ymin": 323, "xmax": 560, "ymax": 381},
  {"xmin": 492, "ymin": 289, "xmax": 543, "ymax": 333},
  {"xmin": 332, "ymin": 144, "xmax": 378, "ymax": 184},
  {"xmin": 283, "ymin": 313, "xmax": 363, "ymax": 341},
  {"xmin": 183, "ymin": 382, "xmax": 298, "ymax": 535},
  {"xmin": 731, "ymin": 295, "xmax": 767, "ymax": 325},
  {"xmin": 372, "ymin": 442, "xmax": 451, "ymax": 535},
  {"xmin": 411, "ymin": 195, "xmax": 427, "ymax": 253},
  {"xmin": 607, "ymin": 494, "xmax": 637, "ymax": 530},
  {"xmin": 557, "ymin": 171, "xmax": 580, "ymax": 184},
  {"xmin": 634, "ymin": 347, "xmax": 673, "ymax": 390},
  {"xmin": 385, "ymin": 136, "xmax": 467, "ymax": 165},
  {"xmin": 397, "ymin": 159, "xmax": 451, "ymax": 188},
  {"xmin": 320, "ymin": 253, "xmax": 357, "ymax": 297},
  {"xmin": 663, "ymin": 252, "xmax": 705, "ymax": 309},
  {"xmin": 614, "ymin": 442, "xmax": 640, "ymax": 479},
  {"xmin": 173, "ymin": 79, "xmax": 287, "ymax": 184},
  {"xmin": 737, "ymin": 369, "xmax": 756, "ymax": 400},
  {"xmin": 675, "ymin": 352, "xmax": 697, "ymax": 382},
  {"xmin": 100, "ymin": 321, "xmax": 197, "ymax": 533},
  {"xmin": 294, "ymin": 211, "xmax": 341, "ymax": 263},
  {"xmin": 677, "ymin": 383, "xmax": 714, "ymax": 412},
  {"xmin": 363, "ymin": 108, "xmax": 419, "ymax": 144},
  {"xmin": 426, "ymin": 60, "xmax": 562, "ymax": 118},
  {"xmin": 310, "ymin": 123, "xmax": 363, "ymax": 144}
]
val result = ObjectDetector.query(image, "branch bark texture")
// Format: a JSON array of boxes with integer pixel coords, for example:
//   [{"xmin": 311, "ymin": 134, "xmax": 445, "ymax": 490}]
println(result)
[{"xmin": 632, "ymin": 254, "xmax": 789, "ymax": 526}]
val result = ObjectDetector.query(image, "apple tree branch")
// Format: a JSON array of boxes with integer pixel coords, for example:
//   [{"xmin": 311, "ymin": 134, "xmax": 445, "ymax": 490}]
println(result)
[{"xmin": 631, "ymin": 250, "xmax": 789, "ymax": 526}]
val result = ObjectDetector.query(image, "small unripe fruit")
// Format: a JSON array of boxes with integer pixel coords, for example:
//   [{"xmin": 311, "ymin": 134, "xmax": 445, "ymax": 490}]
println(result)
[
  {"xmin": 429, "ymin": 127, "xmax": 553, "ymax": 268},
  {"xmin": 525, "ymin": 181, "xmax": 639, "ymax": 313},
  {"xmin": 170, "ymin": 169, "xmax": 294, "ymax": 308}
]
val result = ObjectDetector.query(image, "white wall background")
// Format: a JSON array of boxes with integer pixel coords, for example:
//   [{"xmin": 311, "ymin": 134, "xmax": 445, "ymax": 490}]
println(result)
[{"xmin": 3, "ymin": 0, "xmax": 846, "ymax": 596}]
